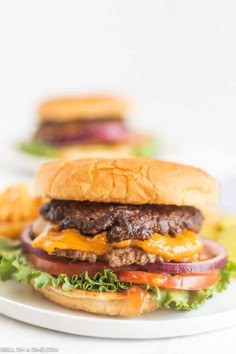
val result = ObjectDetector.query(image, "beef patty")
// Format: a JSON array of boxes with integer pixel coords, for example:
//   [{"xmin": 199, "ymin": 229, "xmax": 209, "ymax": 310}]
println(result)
[
  {"xmin": 51, "ymin": 247, "xmax": 166, "ymax": 268},
  {"xmin": 40, "ymin": 200, "xmax": 203, "ymax": 242},
  {"xmin": 34, "ymin": 118, "xmax": 124, "ymax": 144}
]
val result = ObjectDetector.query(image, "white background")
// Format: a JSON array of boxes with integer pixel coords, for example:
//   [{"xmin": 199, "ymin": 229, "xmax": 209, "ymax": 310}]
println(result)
[
  {"xmin": 0, "ymin": 1, "xmax": 236, "ymax": 176},
  {"xmin": 0, "ymin": 0, "xmax": 236, "ymax": 352}
]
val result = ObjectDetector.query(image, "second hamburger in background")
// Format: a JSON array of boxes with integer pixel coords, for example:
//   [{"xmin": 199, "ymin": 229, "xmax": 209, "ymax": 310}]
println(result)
[{"xmin": 19, "ymin": 95, "xmax": 156, "ymax": 160}]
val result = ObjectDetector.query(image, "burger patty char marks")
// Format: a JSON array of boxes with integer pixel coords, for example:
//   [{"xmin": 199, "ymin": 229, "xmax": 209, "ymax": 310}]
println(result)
[
  {"xmin": 51, "ymin": 247, "xmax": 166, "ymax": 268},
  {"xmin": 40, "ymin": 200, "xmax": 203, "ymax": 242}
]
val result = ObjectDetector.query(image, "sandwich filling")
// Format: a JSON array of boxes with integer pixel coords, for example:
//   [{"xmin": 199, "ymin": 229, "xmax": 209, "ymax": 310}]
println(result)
[
  {"xmin": 31, "ymin": 201, "xmax": 204, "ymax": 267},
  {"xmin": 34, "ymin": 119, "xmax": 128, "ymax": 145},
  {"xmin": 40, "ymin": 200, "xmax": 203, "ymax": 239},
  {"xmin": 1, "ymin": 158, "xmax": 233, "ymax": 316}
]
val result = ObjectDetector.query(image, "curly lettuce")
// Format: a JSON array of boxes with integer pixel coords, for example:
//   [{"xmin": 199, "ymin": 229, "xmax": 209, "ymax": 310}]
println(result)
[
  {"xmin": 133, "ymin": 138, "xmax": 158, "ymax": 158},
  {"xmin": 18, "ymin": 141, "xmax": 58, "ymax": 158},
  {"xmin": 145, "ymin": 285, "xmax": 214, "ymax": 311},
  {"xmin": 0, "ymin": 252, "xmax": 129, "ymax": 292},
  {"xmin": 0, "ymin": 237, "xmax": 235, "ymax": 311}
]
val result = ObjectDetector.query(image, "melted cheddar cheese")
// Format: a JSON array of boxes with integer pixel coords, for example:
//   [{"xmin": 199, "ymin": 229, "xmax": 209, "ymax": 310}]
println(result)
[{"xmin": 32, "ymin": 227, "xmax": 203, "ymax": 262}]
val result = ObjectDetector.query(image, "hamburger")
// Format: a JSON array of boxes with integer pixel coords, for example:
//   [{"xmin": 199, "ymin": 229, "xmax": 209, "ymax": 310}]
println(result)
[
  {"xmin": 0, "ymin": 158, "xmax": 234, "ymax": 317},
  {"xmin": 19, "ymin": 96, "xmax": 156, "ymax": 160}
]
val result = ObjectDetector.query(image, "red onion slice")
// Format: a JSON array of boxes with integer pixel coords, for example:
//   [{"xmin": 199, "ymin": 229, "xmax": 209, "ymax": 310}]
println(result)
[{"xmin": 21, "ymin": 226, "xmax": 48, "ymax": 257}]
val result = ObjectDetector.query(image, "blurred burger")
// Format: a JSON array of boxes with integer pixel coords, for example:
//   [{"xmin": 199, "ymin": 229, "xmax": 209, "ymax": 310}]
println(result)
[
  {"xmin": 16, "ymin": 158, "xmax": 232, "ymax": 317},
  {"xmin": 19, "ymin": 96, "xmax": 156, "ymax": 160}
]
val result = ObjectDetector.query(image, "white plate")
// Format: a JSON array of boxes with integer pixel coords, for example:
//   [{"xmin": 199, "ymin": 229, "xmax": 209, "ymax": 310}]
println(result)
[{"xmin": 0, "ymin": 280, "xmax": 235, "ymax": 339}]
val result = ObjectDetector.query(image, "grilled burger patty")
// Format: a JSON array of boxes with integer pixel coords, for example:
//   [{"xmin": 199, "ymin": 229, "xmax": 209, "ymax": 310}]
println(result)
[
  {"xmin": 51, "ymin": 247, "xmax": 165, "ymax": 268},
  {"xmin": 34, "ymin": 118, "xmax": 124, "ymax": 144},
  {"xmin": 40, "ymin": 200, "xmax": 203, "ymax": 242}
]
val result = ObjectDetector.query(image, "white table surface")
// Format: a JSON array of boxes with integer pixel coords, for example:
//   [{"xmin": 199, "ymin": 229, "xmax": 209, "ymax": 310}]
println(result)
[{"xmin": 0, "ymin": 159, "xmax": 236, "ymax": 353}]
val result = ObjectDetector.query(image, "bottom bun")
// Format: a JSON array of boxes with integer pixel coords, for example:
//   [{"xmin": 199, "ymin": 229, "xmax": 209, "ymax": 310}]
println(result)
[{"xmin": 38, "ymin": 285, "xmax": 158, "ymax": 317}]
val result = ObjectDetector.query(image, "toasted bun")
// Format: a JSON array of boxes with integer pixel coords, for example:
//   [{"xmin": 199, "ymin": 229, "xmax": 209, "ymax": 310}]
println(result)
[
  {"xmin": 37, "ymin": 285, "xmax": 158, "ymax": 317},
  {"xmin": 34, "ymin": 158, "xmax": 219, "ymax": 208},
  {"xmin": 39, "ymin": 96, "xmax": 131, "ymax": 122}
]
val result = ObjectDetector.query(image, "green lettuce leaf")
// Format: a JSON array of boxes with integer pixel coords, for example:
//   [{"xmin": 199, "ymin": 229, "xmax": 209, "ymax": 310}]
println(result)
[
  {"xmin": 145, "ymin": 285, "xmax": 214, "ymax": 311},
  {"xmin": 18, "ymin": 141, "xmax": 58, "ymax": 158},
  {"xmin": 0, "ymin": 237, "xmax": 20, "ymax": 251},
  {"xmin": 216, "ymin": 260, "xmax": 236, "ymax": 291},
  {"xmin": 133, "ymin": 138, "xmax": 158, "ymax": 158},
  {"xmin": 0, "ymin": 236, "xmax": 235, "ymax": 311}
]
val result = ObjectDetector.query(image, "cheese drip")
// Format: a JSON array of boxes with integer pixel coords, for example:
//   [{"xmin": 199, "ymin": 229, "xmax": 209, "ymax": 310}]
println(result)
[{"xmin": 32, "ymin": 227, "xmax": 203, "ymax": 262}]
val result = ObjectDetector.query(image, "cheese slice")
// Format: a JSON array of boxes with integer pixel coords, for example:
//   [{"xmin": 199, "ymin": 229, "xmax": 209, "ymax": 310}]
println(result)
[{"xmin": 32, "ymin": 228, "xmax": 203, "ymax": 262}]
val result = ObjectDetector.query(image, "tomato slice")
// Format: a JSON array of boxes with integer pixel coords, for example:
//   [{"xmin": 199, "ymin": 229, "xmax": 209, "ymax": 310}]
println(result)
[
  {"xmin": 29, "ymin": 253, "xmax": 221, "ymax": 290},
  {"xmin": 117, "ymin": 270, "xmax": 220, "ymax": 290}
]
